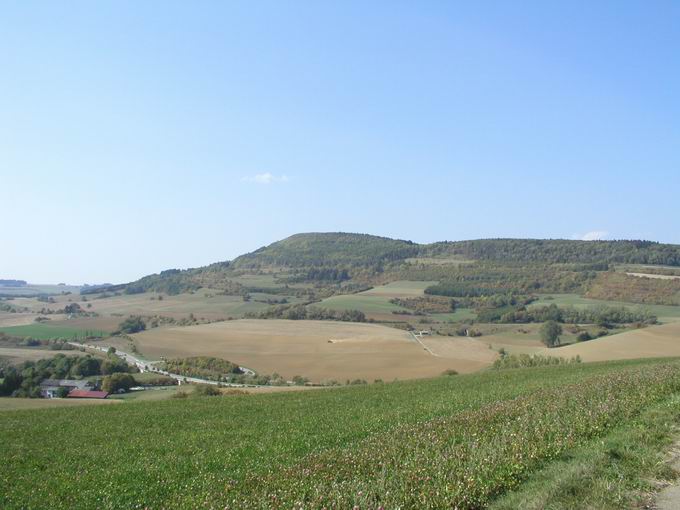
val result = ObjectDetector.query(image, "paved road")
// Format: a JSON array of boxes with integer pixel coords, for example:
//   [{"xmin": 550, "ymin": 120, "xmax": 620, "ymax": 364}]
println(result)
[{"xmin": 68, "ymin": 342, "xmax": 264, "ymax": 388}]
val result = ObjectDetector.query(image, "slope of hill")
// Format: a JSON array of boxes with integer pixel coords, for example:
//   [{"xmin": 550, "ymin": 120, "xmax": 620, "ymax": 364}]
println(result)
[
  {"xmin": 543, "ymin": 321, "xmax": 680, "ymax": 362},
  {"xmin": 231, "ymin": 232, "xmax": 419, "ymax": 269},
  {"xmin": 121, "ymin": 233, "xmax": 680, "ymax": 296},
  {"xmin": 427, "ymin": 238, "xmax": 680, "ymax": 266}
]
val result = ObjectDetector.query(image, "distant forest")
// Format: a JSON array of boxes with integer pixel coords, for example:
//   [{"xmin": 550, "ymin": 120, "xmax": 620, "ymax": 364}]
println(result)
[
  {"xmin": 111, "ymin": 233, "xmax": 680, "ymax": 306},
  {"xmin": 0, "ymin": 280, "xmax": 27, "ymax": 287}
]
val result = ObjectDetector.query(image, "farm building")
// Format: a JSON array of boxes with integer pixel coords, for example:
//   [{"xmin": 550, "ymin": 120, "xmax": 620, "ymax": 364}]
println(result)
[
  {"xmin": 67, "ymin": 389, "xmax": 109, "ymax": 399},
  {"xmin": 39, "ymin": 379, "xmax": 93, "ymax": 399}
]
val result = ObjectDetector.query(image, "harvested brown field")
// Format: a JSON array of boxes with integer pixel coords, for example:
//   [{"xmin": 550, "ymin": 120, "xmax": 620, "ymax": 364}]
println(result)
[
  {"xmin": 0, "ymin": 313, "xmax": 40, "ymax": 327},
  {"xmin": 542, "ymin": 322, "xmax": 680, "ymax": 362},
  {"xmin": 132, "ymin": 319, "xmax": 482, "ymax": 382},
  {"xmin": 418, "ymin": 335, "xmax": 498, "ymax": 372}
]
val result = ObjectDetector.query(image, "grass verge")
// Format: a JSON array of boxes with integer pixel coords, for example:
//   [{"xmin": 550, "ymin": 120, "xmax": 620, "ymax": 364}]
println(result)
[{"xmin": 490, "ymin": 393, "xmax": 680, "ymax": 509}]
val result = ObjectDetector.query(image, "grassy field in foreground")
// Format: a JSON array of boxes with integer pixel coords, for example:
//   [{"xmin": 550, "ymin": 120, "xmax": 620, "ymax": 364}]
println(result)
[{"xmin": 1, "ymin": 358, "xmax": 679, "ymax": 509}]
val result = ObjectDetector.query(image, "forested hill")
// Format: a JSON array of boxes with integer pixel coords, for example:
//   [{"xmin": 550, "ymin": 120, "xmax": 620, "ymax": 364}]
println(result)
[
  {"xmin": 120, "ymin": 233, "xmax": 680, "ymax": 295},
  {"xmin": 426, "ymin": 239, "xmax": 680, "ymax": 266},
  {"xmin": 234, "ymin": 234, "xmax": 680, "ymax": 268},
  {"xmin": 231, "ymin": 233, "xmax": 419, "ymax": 269}
]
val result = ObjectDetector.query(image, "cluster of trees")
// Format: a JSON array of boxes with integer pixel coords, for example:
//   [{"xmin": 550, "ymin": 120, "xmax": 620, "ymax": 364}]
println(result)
[
  {"xmin": 496, "ymin": 304, "xmax": 658, "ymax": 326},
  {"xmin": 422, "ymin": 262, "xmax": 598, "ymax": 298},
  {"xmin": 102, "ymin": 373, "xmax": 136, "ymax": 393},
  {"xmin": 0, "ymin": 333, "xmax": 77, "ymax": 350},
  {"xmin": 159, "ymin": 356, "xmax": 243, "ymax": 381},
  {"xmin": 451, "ymin": 294, "xmax": 536, "ymax": 310},
  {"xmin": 247, "ymin": 304, "xmax": 367, "ymax": 322},
  {"xmin": 232, "ymin": 233, "xmax": 419, "ymax": 270},
  {"xmin": 426, "ymin": 239, "xmax": 680, "ymax": 266},
  {"xmin": 158, "ymin": 358, "xmax": 300, "ymax": 387},
  {"xmin": 304, "ymin": 268, "xmax": 350, "ymax": 282},
  {"xmin": 0, "ymin": 353, "xmax": 134, "ymax": 398},
  {"xmin": 585, "ymin": 272, "xmax": 680, "ymax": 305},
  {"xmin": 117, "ymin": 316, "xmax": 146, "ymax": 334},
  {"xmin": 122, "ymin": 267, "xmax": 215, "ymax": 296},
  {"xmin": 390, "ymin": 296, "xmax": 455, "ymax": 314}
]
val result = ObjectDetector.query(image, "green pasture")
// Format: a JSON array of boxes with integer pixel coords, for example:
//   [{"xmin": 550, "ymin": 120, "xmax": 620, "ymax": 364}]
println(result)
[
  {"xmin": 1, "ymin": 358, "xmax": 678, "ymax": 509},
  {"xmin": 317, "ymin": 294, "xmax": 407, "ymax": 314},
  {"xmin": 0, "ymin": 324, "xmax": 106, "ymax": 340}
]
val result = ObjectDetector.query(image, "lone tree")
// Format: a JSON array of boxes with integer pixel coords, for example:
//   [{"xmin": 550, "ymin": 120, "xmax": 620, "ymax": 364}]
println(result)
[{"xmin": 540, "ymin": 320, "xmax": 563, "ymax": 348}]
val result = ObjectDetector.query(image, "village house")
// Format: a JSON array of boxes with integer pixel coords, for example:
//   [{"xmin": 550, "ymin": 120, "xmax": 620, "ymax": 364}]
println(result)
[{"xmin": 39, "ymin": 379, "xmax": 93, "ymax": 399}]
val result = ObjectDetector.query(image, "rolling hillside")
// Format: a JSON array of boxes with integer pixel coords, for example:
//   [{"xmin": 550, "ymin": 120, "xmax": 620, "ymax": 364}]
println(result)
[{"xmin": 121, "ymin": 233, "xmax": 680, "ymax": 294}]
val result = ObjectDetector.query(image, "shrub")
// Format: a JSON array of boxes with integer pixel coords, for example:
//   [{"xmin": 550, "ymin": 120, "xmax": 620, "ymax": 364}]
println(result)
[
  {"xmin": 118, "ymin": 316, "xmax": 146, "ymax": 334},
  {"xmin": 577, "ymin": 331, "xmax": 593, "ymax": 342},
  {"xmin": 193, "ymin": 384, "xmax": 221, "ymax": 397}
]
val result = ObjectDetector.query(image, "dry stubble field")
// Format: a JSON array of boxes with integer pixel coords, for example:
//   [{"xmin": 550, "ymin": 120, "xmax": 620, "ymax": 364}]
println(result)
[
  {"xmin": 542, "ymin": 321, "xmax": 680, "ymax": 362},
  {"xmin": 132, "ymin": 319, "xmax": 479, "ymax": 381}
]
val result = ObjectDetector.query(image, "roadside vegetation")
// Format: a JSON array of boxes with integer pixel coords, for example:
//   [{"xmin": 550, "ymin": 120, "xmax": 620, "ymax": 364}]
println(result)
[{"xmin": 159, "ymin": 356, "xmax": 242, "ymax": 380}]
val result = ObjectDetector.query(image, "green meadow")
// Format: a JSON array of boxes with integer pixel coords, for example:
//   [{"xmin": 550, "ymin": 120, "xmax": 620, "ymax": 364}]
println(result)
[
  {"xmin": 2, "ymin": 358, "xmax": 679, "ymax": 509},
  {"xmin": 0, "ymin": 324, "xmax": 106, "ymax": 340}
]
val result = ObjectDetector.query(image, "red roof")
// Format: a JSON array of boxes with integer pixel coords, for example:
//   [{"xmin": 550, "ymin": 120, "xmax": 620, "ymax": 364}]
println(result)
[{"xmin": 67, "ymin": 389, "xmax": 109, "ymax": 399}]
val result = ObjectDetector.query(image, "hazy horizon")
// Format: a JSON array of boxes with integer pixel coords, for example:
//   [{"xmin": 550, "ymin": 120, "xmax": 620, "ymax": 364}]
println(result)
[{"xmin": 3, "ymin": 2, "xmax": 679, "ymax": 283}]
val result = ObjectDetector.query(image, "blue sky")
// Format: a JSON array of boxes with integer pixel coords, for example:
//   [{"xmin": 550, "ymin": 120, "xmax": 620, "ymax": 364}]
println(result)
[{"xmin": 1, "ymin": 1, "xmax": 679, "ymax": 284}]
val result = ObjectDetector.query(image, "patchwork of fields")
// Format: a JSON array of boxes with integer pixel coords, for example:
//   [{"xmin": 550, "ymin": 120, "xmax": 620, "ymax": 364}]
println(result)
[{"xmin": 318, "ymin": 280, "xmax": 458, "ymax": 321}]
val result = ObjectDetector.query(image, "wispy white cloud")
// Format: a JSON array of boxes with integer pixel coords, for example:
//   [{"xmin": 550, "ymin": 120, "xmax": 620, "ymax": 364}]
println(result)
[
  {"xmin": 241, "ymin": 173, "xmax": 290, "ymax": 185},
  {"xmin": 580, "ymin": 230, "xmax": 609, "ymax": 241}
]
